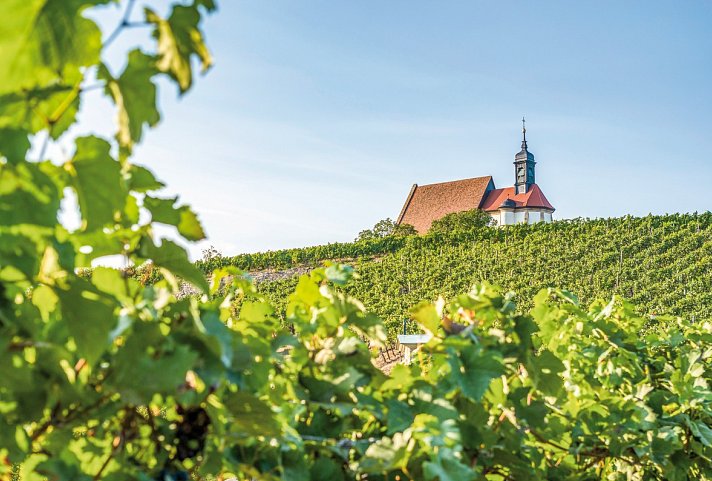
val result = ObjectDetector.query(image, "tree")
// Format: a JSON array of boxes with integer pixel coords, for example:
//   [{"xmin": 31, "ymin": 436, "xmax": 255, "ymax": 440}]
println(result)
[{"xmin": 357, "ymin": 218, "xmax": 417, "ymax": 241}]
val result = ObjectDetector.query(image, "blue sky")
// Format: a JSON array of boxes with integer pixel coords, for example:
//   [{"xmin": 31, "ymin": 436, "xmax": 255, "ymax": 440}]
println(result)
[{"xmin": 71, "ymin": 1, "xmax": 712, "ymax": 258}]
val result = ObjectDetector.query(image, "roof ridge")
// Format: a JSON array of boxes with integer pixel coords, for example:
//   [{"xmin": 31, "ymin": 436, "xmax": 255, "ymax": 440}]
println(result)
[
  {"xmin": 417, "ymin": 175, "xmax": 492, "ymax": 188},
  {"xmin": 396, "ymin": 184, "xmax": 418, "ymax": 224}
]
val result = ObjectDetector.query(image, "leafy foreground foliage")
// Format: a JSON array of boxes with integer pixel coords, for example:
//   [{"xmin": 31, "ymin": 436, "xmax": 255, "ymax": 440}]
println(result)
[
  {"xmin": 256, "ymin": 212, "xmax": 712, "ymax": 339},
  {"xmin": 4, "ymin": 263, "xmax": 712, "ymax": 480},
  {"xmin": 2, "ymin": 0, "xmax": 712, "ymax": 479}
]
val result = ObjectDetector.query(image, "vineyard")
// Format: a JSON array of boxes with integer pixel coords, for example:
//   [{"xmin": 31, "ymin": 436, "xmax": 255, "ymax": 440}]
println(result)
[{"xmin": 235, "ymin": 213, "xmax": 712, "ymax": 338}]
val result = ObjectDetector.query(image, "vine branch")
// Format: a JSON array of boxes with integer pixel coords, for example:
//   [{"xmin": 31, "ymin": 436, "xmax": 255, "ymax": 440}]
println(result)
[
  {"xmin": 37, "ymin": 130, "xmax": 51, "ymax": 162},
  {"xmin": 93, "ymin": 433, "xmax": 124, "ymax": 480},
  {"xmin": 104, "ymin": 0, "xmax": 139, "ymax": 48}
]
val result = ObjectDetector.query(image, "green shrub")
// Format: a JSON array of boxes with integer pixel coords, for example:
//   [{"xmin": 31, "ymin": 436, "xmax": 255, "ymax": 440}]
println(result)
[{"xmin": 428, "ymin": 208, "xmax": 496, "ymax": 234}]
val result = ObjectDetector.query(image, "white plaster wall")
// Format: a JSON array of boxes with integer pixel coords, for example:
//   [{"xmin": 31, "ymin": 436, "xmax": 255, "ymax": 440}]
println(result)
[
  {"xmin": 506, "ymin": 211, "xmax": 514, "ymax": 225},
  {"xmin": 491, "ymin": 209, "xmax": 553, "ymax": 225}
]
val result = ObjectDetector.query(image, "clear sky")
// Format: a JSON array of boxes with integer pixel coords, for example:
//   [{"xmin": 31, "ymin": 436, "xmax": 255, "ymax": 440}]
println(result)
[{"xmin": 68, "ymin": 1, "xmax": 712, "ymax": 259}]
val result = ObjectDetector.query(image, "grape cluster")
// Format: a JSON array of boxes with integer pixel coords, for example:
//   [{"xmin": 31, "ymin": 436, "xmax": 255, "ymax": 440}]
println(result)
[{"xmin": 174, "ymin": 406, "xmax": 210, "ymax": 461}]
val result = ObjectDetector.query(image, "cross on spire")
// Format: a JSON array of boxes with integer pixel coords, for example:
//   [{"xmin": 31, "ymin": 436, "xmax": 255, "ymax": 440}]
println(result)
[{"xmin": 521, "ymin": 116, "xmax": 528, "ymax": 149}]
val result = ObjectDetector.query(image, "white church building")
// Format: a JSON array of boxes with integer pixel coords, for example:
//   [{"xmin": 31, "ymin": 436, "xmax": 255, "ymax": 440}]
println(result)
[{"xmin": 396, "ymin": 121, "xmax": 555, "ymax": 232}]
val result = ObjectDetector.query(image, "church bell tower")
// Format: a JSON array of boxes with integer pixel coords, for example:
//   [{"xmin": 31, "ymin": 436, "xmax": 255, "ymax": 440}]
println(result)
[{"xmin": 514, "ymin": 117, "xmax": 536, "ymax": 194}]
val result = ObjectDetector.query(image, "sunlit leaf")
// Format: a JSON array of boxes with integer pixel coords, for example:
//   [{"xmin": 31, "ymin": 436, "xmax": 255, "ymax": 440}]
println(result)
[
  {"xmin": 145, "ymin": 4, "xmax": 212, "ymax": 93},
  {"xmin": 0, "ymin": 0, "xmax": 107, "ymax": 93},
  {"xmin": 65, "ymin": 136, "xmax": 126, "ymax": 231},
  {"xmin": 99, "ymin": 49, "xmax": 160, "ymax": 153},
  {"xmin": 144, "ymin": 195, "xmax": 206, "ymax": 241},
  {"xmin": 126, "ymin": 164, "xmax": 164, "ymax": 192}
]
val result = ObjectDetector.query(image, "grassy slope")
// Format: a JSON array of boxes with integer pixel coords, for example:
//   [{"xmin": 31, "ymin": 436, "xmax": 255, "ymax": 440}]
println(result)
[{"xmin": 251, "ymin": 213, "xmax": 712, "ymax": 338}]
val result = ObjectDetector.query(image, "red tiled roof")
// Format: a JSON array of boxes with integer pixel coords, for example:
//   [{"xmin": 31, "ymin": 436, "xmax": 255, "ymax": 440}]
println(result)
[
  {"xmin": 396, "ymin": 176, "xmax": 494, "ymax": 233},
  {"xmin": 480, "ymin": 184, "xmax": 555, "ymax": 212}
]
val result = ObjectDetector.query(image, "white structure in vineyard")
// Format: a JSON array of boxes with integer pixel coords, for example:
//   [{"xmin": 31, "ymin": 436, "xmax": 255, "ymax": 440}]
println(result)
[{"xmin": 396, "ymin": 120, "xmax": 555, "ymax": 232}]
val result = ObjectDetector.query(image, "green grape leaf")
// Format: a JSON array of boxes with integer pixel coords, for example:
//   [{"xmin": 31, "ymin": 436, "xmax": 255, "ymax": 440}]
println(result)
[
  {"xmin": 31, "ymin": 284, "xmax": 58, "ymax": 322},
  {"xmin": 527, "ymin": 349, "xmax": 565, "ymax": 397},
  {"xmin": 110, "ymin": 330, "xmax": 198, "ymax": 404},
  {"xmin": 65, "ymin": 136, "xmax": 126, "ymax": 231},
  {"xmin": 145, "ymin": 4, "xmax": 213, "ymax": 94},
  {"xmin": 385, "ymin": 399, "xmax": 414, "ymax": 434},
  {"xmin": 309, "ymin": 458, "xmax": 344, "ymax": 481},
  {"xmin": 0, "ymin": 161, "xmax": 62, "ymax": 227},
  {"xmin": 241, "ymin": 300, "xmax": 274, "ymax": 323},
  {"xmin": 123, "ymin": 193, "xmax": 140, "ymax": 226},
  {"xmin": 282, "ymin": 449, "xmax": 310, "ymax": 481},
  {"xmin": 0, "ymin": 80, "xmax": 82, "ymax": 139},
  {"xmin": 199, "ymin": 310, "xmax": 234, "ymax": 367},
  {"xmin": 99, "ymin": 49, "xmax": 160, "ymax": 153},
  {"xmin": 144, "ymin": 195, "xmax": 206, "ymax": 241},
  {"xmin": 411, "ymin": 302, "xmax": 440, "ymax": 335},
  {"xmin": 224, "ymin": 391, "xmax": 281, "ymax": 437},
  {"xmin": 423, "ymin": 449, "xmax": 476, "ymax": 481},
  {"xmin": 0, "ymin": 0, "xmax": 107, "ymax": 93},
  {"xmin": 43, "ymin": 84, "xmax": 82, "ymax": 140},
  {"xmin": 36, "ymin": 455, "xmax": 92, "ymax": 481},
  {"xmin": 91, "ymin": 266, "xmax": 139, "ymax": 304},
  {"xmin": 457, "ymin": 345, "xmax": 504, "ymax": 400},
  {"xmin": 139, "ymin": 238, "xmax": 208, "ymax": 293},
  {"xmin": 57, "ymin": 279, "xmax": 118, "ymax": 365},
  {"xmin": 290, "ymin": 275, "xmax": 323, "ymax": 308},
  {"xmin": 688, "ymin": 418, "xmax": 712, "ymax": 447},
  {"xmin": 143, "ymin": 196, "xmax": 180, "ymax": 224},
  {"xmin": 360, "ymin": 432, "xmax": 412, "ymax": 473},
  {"xmin": 195, "ymin": 0, "xmax": 218, "ymax": 13},
  {"xmin": 176, "ymin": 205, "xmax": 206, "ymax": 241},
  {"xmin": 0, "ymin": 419, "xmax": 29, "ymax": 463},
  {"xmin": 126, "ymin": 164, "xmax": 164, "ymax": 192},
  {"xmin": 324, "ymin": 263, "xmax": 354, "ymax": 285},
  {"xmin": 0, "ymin": 127, "xmax": 30, "ymax": 164}
]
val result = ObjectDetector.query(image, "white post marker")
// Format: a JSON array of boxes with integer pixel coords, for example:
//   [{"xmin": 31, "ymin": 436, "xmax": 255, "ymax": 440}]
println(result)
[{"xmin": 396, "ymin": 334, "xmax": 432, "ymax": 364}]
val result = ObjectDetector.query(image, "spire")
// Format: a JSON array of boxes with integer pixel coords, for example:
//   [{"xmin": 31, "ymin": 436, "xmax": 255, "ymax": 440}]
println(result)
[{"xmin": 514, "ymin": 117, "xmax": 535, "ymax": 194}]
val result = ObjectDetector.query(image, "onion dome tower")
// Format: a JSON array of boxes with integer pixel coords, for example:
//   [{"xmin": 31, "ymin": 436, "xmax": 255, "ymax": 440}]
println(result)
[{"xmin": 514, "ymin": 117, "xmax": 536, "ymax": 194}]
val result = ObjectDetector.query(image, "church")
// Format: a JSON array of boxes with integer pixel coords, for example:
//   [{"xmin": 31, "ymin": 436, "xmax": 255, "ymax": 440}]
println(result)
[{"xmin": 396, "ymin": 121, "xmax": 555, "ymax": 232}]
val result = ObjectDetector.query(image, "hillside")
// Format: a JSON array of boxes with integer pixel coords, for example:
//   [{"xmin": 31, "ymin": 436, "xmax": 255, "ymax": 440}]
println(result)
[{"xmin": 201, "ymin": 213, "xmax": 712, "ymax": 338}]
